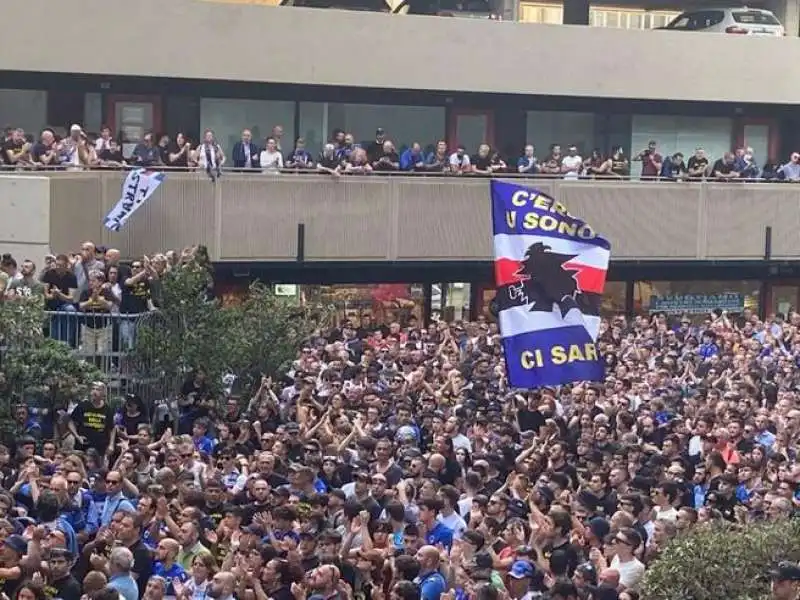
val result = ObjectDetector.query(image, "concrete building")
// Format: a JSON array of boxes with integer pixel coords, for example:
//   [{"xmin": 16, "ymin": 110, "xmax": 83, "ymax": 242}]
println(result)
[{"xmin": 1, "ymin": 0, "xmax": 798, "ymax": 319}]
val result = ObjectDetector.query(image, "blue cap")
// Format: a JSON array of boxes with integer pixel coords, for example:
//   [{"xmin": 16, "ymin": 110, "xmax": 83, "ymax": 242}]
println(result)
[{"xmin": 508, "ymin": 560, "xmax": 534, "ymax": 579}]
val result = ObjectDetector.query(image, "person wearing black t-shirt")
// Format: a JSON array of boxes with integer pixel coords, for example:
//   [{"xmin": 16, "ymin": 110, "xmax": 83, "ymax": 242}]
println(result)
[
  {"xmin": 371, "ymin": 141, "xmax": 400, "ymax": 172},
  {"xmin": 317, "ymin": 144, "xmax": 341, "ymax": 175},
  {"xmin": 42, "ymin": 254, "xmax": 79, "ymax": 344},
  {"xmin": 69, "ymin": 382, "xmax": 115, "ymax": 452},
  {"xmin": 687, "ymin": 148, "xmax": 709, "ymax": 180},
  {"xmin": 78, "ymin": 271, "xmax": 115, "ymax": 356},
  {"xmin": 30, "ymin": 130, "xmax": 61, "ymax": 168},
  {"xmin": 1, "ymin": 128, "xmax": 28, "ymax": 166},
  {"xmin": 45, "ymin": 548, "xmax": 82, "ymax": 600},
  {"xmin": 471, "ymin": 144, "xmax": 493, "ymax": 175},
  {"xmin": 712, "ymin": 152, "xmax": 741, "ymax": 181},
  {"xmin": 166, "ymin": 133, "xmax": 192, "ymax": 169},
  {"xmin": 98, "ymin": 139, "xmax": 126, "ymax": 167}
]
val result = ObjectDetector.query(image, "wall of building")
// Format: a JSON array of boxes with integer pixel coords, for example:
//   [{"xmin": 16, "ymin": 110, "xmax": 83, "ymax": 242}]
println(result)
[
  {"xmin": 0, "ymin": 176, "xmax": 52, "ymax": 270},
  {"xmin": 5, "ymin": 0, "xmax": 800, "ymax": 104}
]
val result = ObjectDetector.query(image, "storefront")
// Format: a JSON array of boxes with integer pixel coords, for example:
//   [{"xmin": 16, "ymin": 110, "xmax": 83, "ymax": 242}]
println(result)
[{"xmin": 214, "ymin": 260, "xmax": 800, "ymax": 326}]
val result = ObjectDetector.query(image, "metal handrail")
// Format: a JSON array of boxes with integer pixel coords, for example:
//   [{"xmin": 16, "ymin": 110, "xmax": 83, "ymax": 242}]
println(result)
[{"xmin": 0, "ymin": 163, "xmax": 790, "ymax": 184}]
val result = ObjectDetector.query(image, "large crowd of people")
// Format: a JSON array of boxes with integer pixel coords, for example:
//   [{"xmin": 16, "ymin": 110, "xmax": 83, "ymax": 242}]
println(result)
[
  {"xmin": 1, "ymin": 236, "xmax": 800, "ymax": 600},
  {"xmin": 3, "ymin": 123, "xmax": 800, "ymax": 181}
]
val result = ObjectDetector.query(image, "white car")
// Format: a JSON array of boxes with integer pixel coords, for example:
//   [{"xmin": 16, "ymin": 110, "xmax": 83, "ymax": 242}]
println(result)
[{"xmin": 661, "ymin": 7, "xmax": 785, "ymax": 35}]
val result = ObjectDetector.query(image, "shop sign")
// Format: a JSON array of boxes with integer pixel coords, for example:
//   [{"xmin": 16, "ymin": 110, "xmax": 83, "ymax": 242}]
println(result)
[
  {"xmin": 274, "ymin": 284, "xmax": 298, "ymax": 296},
  {"xmin": 648, "ymin": 293, "xmax": 745, "ymax": 314}
]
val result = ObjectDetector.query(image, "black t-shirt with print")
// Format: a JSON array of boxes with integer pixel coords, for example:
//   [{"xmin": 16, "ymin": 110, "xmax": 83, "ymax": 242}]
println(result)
[
  {"xmin": 687, "ymin": 155, "xmax": 709, "ymax": 177},
  {"xmin": 71, "ymin": 401, "xmax": 114, "ymax": 450},
  {"xmin": 121, "ymin": 279, "xmax": 151, "ymax": 314},
  {"xmin": 79, "ymin": 288, "xmax": 115, "ymax": 328},
  {"xmin": 1, "ymin": 139, "xmax": 24, "ymax": 165}
]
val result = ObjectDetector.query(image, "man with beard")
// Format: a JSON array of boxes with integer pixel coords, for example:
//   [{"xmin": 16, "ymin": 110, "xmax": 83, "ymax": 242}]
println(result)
[{"xmin": 207, "ymin": 571, "xmax": 236, "ymax": 600}]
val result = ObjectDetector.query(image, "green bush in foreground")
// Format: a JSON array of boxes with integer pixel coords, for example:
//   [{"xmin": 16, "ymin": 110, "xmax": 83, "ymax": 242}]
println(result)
[{"xmin": 641, "ymin": 519, "xmax": 800, "ymax": 600}]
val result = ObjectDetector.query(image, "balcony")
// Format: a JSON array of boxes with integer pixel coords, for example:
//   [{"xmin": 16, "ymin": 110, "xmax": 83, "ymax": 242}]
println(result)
[{"xmin": 1, "ymin": 171, "xmax": 789, "ymax": 263}]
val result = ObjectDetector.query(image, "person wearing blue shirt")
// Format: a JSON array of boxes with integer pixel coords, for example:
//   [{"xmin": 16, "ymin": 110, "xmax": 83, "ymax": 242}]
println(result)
[
  {"xmin": 517, "ymin": 145, "xmax": 538, "ymax": 174},
  {"xmin": 419, "ymin": 497, "xmax": 453, "ymax": 551},
  {"xmin": 153, "ymin": 538, "xmax": 190, "ymax": 597},
  {"xmin": 698, "ymin": 331, "xmax": 719, "ymax": 359},
  {"xmin": 192, "ymin": 418, "xmax": 215, "ymax": 456},
  {"xmin": 108, "ymin": 547, "xmax": 140, "ymax": 600},
  {"xmin": 400, "ymin": 143, "xmax": 426, "ymax": 172},
  {"xmin": 99, "ymin": 471, "xmax": 135, "ymax": 528},
  {"xmin": 414, "ymin": 545, "xmax": 447, "ymax": 600}
]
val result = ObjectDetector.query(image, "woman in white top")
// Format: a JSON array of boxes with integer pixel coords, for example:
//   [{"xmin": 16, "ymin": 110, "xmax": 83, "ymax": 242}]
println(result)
[{"xmin": 260, "ymin": 137, "xmax": 284, "ymax": 173}]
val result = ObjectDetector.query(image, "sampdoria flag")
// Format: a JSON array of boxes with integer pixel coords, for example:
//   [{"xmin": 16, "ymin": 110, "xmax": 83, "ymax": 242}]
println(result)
[
  {"xmin": 103, "ymin": 168, "xmax": 165, "ymax": 232},
  {"xmin": 490, "ymin": 180, "xmax": 610, "ymax": 388}
]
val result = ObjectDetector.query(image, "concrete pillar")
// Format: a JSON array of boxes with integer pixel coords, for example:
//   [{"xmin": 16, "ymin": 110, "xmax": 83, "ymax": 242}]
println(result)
[
  {"xmin": 768, "ymin": 0, "xmax": 800, "ymax": 35},
  {"xmin": 562, "ymin": 0, "xmax": 590, "ymax": 26}
]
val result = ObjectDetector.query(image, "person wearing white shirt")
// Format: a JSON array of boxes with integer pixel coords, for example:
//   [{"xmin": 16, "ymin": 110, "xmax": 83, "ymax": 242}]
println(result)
[
  {"xmin": 95, "ymin": 126, "xmax": 113, "ymax": 152},
  {"xmin": 561, "ymin": 145, "xmax": 583, "ymax": 180},
  {"xmin": 438, "ymin": 485, "xmax": 467, "ymax": 539},
  {"xmin": 260, "ymin": 137, "xmax": 284, "ymax": 173},
  {"xmin": 609, "ymin": 529, "xmax": 646, "ymax": 591},
  {"xmin": 449, "ymin": 147, "xmax": 471, "ymax": 174}
]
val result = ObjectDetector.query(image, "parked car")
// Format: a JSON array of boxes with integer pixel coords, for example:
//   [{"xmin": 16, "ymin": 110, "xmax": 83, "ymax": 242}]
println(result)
[{"xmin": 661, "ymin": 7, "xmax": 784, "ymax": 35}]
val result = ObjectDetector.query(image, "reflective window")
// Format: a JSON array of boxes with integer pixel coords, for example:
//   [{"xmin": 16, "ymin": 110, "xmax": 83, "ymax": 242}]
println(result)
[
  {"xmin": 631, "ymin": 115, "xmax": 734, "ymax": 175},
  {"xmin": 526, "ymin": 111, "xmax": 595, "ymax": 157},
  {"xmin": 0, "ymin": 89, "xmax": 47, "ymax": 134},
  {"xmin": 199, "ymin": 98, "xmax": 296, "ymax": 155},
  {"xmin": 300, "ymin": 102, "xmax": 446, "ymax": 154},
  {"xmin": 302, "ymin": 284, "xmax": 425, "ymax": 326}
]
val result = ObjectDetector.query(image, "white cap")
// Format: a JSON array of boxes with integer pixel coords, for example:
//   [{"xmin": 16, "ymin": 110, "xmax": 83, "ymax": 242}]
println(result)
[{"xmin": 70, "ymin": 124, "xmax": 82, "ymax": 132}]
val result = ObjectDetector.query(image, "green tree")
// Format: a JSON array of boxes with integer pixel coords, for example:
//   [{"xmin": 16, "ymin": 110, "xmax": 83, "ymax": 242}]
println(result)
[
  {"xmin": 134, "ymin": 261, "xmax": 322, "ymax": 397},
  {"xmin": 640, "ymin": 520, "xmax": 800, "ymax": 600},
  {"xmin": 0, "ymin": 297, "xmax": 104, "ymax": 440}
]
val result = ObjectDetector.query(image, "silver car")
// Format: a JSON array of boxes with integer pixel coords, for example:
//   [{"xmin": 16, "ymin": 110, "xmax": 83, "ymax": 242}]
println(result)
[{"xmin": 661, "ymin": 7, "xmax": 785, "ymax": 36}]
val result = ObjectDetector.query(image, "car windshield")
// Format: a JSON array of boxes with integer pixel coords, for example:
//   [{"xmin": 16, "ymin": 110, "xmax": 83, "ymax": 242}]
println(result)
[{"xmin": 733, "ymin": 10, "xmax": 780, "ymax": 24}]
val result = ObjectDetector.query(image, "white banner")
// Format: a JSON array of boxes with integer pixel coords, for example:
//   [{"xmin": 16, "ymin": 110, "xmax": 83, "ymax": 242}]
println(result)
[{"xmin": 103, "ymin": 169, "xmax": 166, "ymax": 232}]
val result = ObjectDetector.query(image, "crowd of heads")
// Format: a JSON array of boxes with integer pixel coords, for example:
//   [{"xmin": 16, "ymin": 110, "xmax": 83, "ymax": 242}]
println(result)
[
  {"xmin": 6, "ymin": 123, "xmax": 800, "ymax": 182},
  {"xmin": 0, "ymin": 293, "xmax": 798, "ymax": 600}
]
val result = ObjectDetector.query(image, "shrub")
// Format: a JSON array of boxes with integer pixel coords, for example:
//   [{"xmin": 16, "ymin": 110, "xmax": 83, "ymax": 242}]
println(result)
[{"xmin": 640, "ymin": 519, "xmax": 800, "ymax": 600}]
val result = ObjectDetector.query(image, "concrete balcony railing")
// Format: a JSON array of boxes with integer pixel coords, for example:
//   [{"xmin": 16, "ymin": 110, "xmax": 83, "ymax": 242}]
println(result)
[{"xmin": 4, "ymin": 171, "xmax": 798, "ymax": 263}]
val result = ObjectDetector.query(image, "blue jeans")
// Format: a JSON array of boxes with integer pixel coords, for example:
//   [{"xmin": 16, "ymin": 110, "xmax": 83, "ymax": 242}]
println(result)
[{"xmin": 50, "ymin": 304, "xmax": 77, "ymax": 348}]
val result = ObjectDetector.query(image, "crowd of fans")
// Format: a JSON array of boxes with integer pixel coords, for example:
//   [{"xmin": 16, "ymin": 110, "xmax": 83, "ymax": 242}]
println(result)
[
  {"xmin": 2, "ymin": 231, "xmax": 800, "ymax": 600},
  {"xmin": 3, "ymin": 123, "xmax": 800, "ymax": 181},
  {"xmin": 0, "ymin": 244, "xmax": 207, "ymax": 356}
]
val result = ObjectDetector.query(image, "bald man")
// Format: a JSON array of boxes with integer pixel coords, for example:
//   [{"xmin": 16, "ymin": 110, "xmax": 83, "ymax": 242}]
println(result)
[
  {"xmin": 414, "ymin": 545, "xmax": 446, "ymax": 600},
  {"xmin": 208, "ymin": 571, "xmax": 235, "ymax": 600}
]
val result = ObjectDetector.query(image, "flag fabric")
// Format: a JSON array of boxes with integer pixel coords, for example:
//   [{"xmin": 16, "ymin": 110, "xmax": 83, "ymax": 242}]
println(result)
[
  {"xmin": 103, "ymin": 169, "xmax": 165, "ymax": 232},
  {"xmin": 490, "ymin": 180, "xmax": 611, "ymax": 388}
]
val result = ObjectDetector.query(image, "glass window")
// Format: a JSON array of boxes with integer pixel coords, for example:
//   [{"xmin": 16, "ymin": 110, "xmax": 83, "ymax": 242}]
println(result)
[
  {"xmin": 631, "ymin": 115, "xmax": 734, "ymax": 175},
  {"xmin": 84, "ymin": 93, "xmax": 103, "ymax": 134},
  {"xmin": 526, "ymin": 111, "xmax": 596, "ymax": 157},
  {"xmin": 743, "ymin": 124, "xmax": 769, "ymax": 164},
  {"xmin": 633, "ymin": 280, "xmax": 760, "ymax": 315},
  {"xmin": 331, "ymin": 103, "xmax": 445, "ymax": 154},
  {"xmin": 628, "ymin": 12, "xmax": 643, "ymax": 29},
  {"xmin": 199, "ymin": 98, "xmax": 296, "ymax": 155},
  {"xmin": 302, "ymin": 284, "xmax": 425, "ymax": 327},
  {"xmin": 605, "ymin": 11, "xmax": 620, "ymax": 27},
  {"xmin": 590, "ymin": 9, "xmax": 604, "ymax": 26},
  {"xmin": 299, "ymin": 102, "xmax": 327, "ymax": 155},
  {"xmin": 601, "ymin": 281, "xmax": 627, "ymax": 316},
  {"xmin": 0, "ymin": 89, "xmax": 47, "ymax": 135}
]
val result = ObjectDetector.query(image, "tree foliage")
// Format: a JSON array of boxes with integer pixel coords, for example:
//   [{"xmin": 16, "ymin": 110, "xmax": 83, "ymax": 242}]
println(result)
[
  {"xmin": 0, "ymin": 297, "xmax": 104, "ymax": 431},
  {"xmin": 134, "ymin": 261, "xmax": 323, "ymax": 397},
  {"xmin": 640, "ymin": 519, "xmax": 800, "ymax": 600}
]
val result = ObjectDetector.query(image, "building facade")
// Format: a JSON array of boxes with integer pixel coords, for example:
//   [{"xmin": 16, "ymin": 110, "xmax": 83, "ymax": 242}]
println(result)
[{"xmin": 3, "ymin": 0, "xmax": 800, "ymax": 324}]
